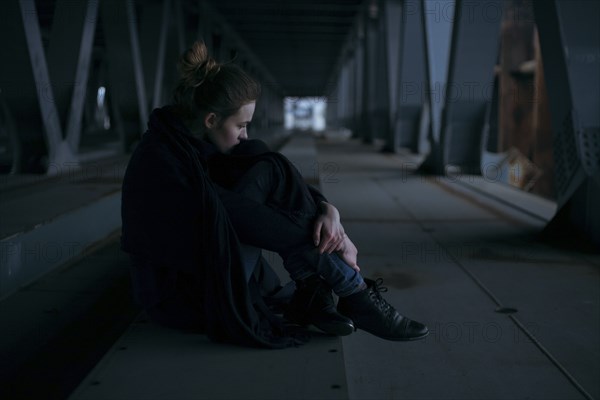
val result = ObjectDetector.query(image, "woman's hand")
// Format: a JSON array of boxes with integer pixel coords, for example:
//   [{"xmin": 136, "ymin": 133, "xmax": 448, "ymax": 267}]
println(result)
[
  {"xmin": 313, "ymin": 201, "xmax": 345, "ymax": 254},
  {"xmin": 336, "ymin": 235, "xmax": 360, "ymax": 273}
]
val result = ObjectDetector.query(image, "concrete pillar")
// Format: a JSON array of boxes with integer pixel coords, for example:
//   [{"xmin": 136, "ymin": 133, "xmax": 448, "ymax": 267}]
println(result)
[{"xmin": 439, "ymin": 0, "xmax": 502, "ymax": 173}]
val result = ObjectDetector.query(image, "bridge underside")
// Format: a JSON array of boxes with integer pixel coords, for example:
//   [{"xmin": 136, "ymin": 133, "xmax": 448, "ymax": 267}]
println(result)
[{"xmin": 0, "ymin": 1, "xmax": 598, "ymax": 399}]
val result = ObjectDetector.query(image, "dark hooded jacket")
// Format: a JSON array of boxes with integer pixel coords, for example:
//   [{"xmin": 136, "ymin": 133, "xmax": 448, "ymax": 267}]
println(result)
[{"xmin": 120, "ymin": 105, "xmax": 322, "ymax": 348}]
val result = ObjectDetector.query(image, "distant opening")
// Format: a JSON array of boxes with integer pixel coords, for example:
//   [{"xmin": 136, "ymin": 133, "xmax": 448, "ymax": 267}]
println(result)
[
  {"xmin": 284, "ymin": 97, "xmax": 327, "ymax": 131},
  {"xmin": 95, "ymin": 86, "xmax": 111, "ymax": 130}
]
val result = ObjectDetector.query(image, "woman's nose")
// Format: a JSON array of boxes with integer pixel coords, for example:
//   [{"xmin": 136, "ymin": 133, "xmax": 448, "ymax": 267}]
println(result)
[{"xmin": 240, "ymin": 130, "xmax": 248, "ymax": 139}]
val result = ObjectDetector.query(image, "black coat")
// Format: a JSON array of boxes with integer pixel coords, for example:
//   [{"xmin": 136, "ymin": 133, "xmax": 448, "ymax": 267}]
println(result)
[{"xmin": 121, "ymin": 106, "xmax": 316, "ymax": 348}]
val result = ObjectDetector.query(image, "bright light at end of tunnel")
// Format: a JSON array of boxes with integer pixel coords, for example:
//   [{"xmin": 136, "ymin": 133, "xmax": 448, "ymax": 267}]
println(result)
[
  {"xmin": 284, "ymin": 97, "xmax": 327, "ymax": 131},
  {"xmin": 96, "ymin": 86, "xmax": 106, "ymax": 108}
]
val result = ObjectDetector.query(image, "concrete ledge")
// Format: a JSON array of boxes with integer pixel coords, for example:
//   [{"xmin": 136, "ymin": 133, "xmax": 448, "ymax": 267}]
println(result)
[
  {"xmin": 69, "ymin": 316, "xmax": 348, "ymax": 400},
  {"xmin": 68, "ymin": 132, "xmax": 351, "ymax": 400},
  {"xmin": 0, "ymin": 237, "xmax": 139, "ymax": 399},
  {"xmin": 0, "ymin": 191, "xmax": 122, "ymax": 301},
  {"xmin": 433, "ymin": 175, "xmax": 557, "ymax": 225},
  {"xmin": 0, "ymin": 154, "xmax": 129, "ymax": 300}
]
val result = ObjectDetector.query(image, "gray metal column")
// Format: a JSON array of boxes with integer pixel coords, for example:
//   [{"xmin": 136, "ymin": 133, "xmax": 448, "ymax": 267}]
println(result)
[
  {"xmin": 555, "ymin": 0, "xmax": 599, "ymax": 192},
  {"xmin": 0, "ymin": 87, "xmax": 20, "ymax": 173},
  {"xmin": 373, "ymin": 1, "xmax": 392, "ymax": 145},
  {"xmin": 257, "ymin": 81, "xmax": 268, "ymax": 131},
  {"xmin": 0, "ymin": 0, "xmax": 96, "ymax": 173},
  {"xmin": 329, "ymin": 84, "xmax": 338, "ymax": 129},
  {"xmin": 534, "ymin": 0, "xmax": 589, "ymax": 203},
  {"xmin": 0, "ymin": 0, "xmax": 58, "ymax": 173},
  {"xmin": 335, "ymin": 71, "xmax": 342, "ymax": 129},
  {"xmin": 140, "ymin": 0, "xmax": 172, "ymax": 111},
  {"xmin": 101, "ymin": 0, "xmax": 148, "ymax": 150},
  {"xmin": 339, "ymin": 60, "xmax": 350, "ymax": 129},
  {"xmin": 271, "ymin": 90, "xmax": 283, "ymax": 129},
  {"xmin": 19, "ymin": 0, "xmax": 62, "ymax": 167},
  {"xmin": 381, "ymin": 0, "xmax": 402, "ymax": 153},
  {"xmin": 361, "ymin": 3, "xmax": 378, "ymax": 143},
  {"xmin": 439, "ymin": 0, "xmax": 501, "ymax": 173},
  {"xmin": 346, "ymin": 48, "xmax": 357, "ymax": 133},
  {"xmin": 262, "ymin": 87, "xmax": 271, "ymax": 130},
  {"xmin": 353, "ymin": 33, "xmax": 364, "ymax": 138},
  {"xmin": 328, "ymin": 83, "xmax": 340, "ymax": 129},
  {"xmin": 163, "ymin": 0, "xmax": 186, "ymax": 101},
  {"xmin": 397, "ymin": 0, "xmax": 429, "ymax": 153},
  {"xmin": 347, "ymin": 56, "xmax": 355, "ymax": 129},
  {"xmin": 47, "ymin": 0, "xmax": 99, "ymax": 155},
  {"xmin": 534, "ymin": 0, "xmax": 600, "ymax": 245},
  {"xmin": 266, "ymin": 90, "xmax": 275, "ymax": 129},
  {"xmin": 173, "ymin": 0, "xmax": 186, "ymax": 53},
  {"xmin": 197, "ymin": 0, "xmax": 214, "ymax": 54},
  {"xmin": 0, "ymin": 1, "xmax": 40, "ymax": 172},
  {"xmin": 275, "ymin": 93, "xmax": 284, "ymax": 128},
  {"xmin": 419, "ymin": 0, "xmax": 455, "ymax": 174}
]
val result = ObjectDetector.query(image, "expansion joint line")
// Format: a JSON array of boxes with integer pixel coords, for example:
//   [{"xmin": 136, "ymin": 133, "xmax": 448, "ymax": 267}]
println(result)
[{"xmin": 372, "ymin": 176, "xmax": 595, "ymax": 400}]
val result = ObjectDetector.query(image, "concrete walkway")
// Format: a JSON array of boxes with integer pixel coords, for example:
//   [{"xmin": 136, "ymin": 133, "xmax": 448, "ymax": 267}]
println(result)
[
  {"xmin": 315, "ymin": 137, "xmax": 599, "ymax": 400},
  {"xmin": 15, "ymin": 132, "xmax": 597, "ymax": 400}
]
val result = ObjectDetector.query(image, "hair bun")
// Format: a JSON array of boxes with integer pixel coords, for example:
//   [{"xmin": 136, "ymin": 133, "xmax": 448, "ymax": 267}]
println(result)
[{"xmin": 178, "ymin": 40, "xmax": 221, "ymax": 88}]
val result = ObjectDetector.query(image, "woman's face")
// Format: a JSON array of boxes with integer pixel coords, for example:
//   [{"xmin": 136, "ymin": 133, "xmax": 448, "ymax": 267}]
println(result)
[{"xmin": 204, "ymin": 102, "xmax": 256, "ymax": 153}]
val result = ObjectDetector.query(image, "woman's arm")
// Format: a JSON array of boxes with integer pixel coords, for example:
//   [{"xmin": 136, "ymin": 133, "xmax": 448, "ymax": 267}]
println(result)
[
  {"xmin": 306, "ymin": 184, "xmax": 343, "ymax": 253},
  {"xmin": 313, "ymin": 201, "xmax": 345, "ymax": 254},
  {"xmin": 312, "ymin": 200, "xmax": 360, "ymax": 272},
  {"xmin": 217, "ymin": 182, "xmax": 358, "ymax": 272}
]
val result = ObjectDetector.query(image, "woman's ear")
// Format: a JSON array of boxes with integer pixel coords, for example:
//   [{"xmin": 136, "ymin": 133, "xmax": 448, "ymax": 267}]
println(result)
[{"xmin": 204, "ymin": 112, "xmax": 218, "ymax": 130}]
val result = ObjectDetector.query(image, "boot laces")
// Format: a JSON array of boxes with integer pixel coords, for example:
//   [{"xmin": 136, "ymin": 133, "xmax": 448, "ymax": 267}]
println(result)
[{"xmin": 368, "ymin": 278, "xmax": 394, "ymax": 318}]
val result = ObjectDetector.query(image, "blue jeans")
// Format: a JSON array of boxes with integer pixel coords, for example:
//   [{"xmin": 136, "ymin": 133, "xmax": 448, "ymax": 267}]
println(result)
[{"xmin": 228, "ymin": 160, "xmax": 365, "ymax": 297}]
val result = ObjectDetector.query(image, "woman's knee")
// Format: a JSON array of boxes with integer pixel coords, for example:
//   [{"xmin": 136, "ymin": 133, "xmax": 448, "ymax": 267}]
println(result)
[{"xmin": 231, "ymin": 160, "xmax": 280, "ymax": 201}]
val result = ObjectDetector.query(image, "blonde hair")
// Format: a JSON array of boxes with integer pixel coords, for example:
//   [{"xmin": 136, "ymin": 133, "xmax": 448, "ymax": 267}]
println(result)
[{"xmin": 173, "ymin": 40, "xmax": 261, "ymax": 124}]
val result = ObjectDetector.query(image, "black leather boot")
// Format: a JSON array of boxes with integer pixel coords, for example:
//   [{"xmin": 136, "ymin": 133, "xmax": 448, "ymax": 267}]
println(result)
[
  {"xmin": 337, "ymin": 278, "xmax": 429, "ymax": 341},
  {"xmin": 284, "ymin": 275, "xmax": 355, "ymax": 336}
]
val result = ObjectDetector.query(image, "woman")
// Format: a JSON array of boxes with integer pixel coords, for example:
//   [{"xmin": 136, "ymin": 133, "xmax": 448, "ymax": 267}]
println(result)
[{"xmin": 121, "ymin": 41, "xmax": 428, "ymax": 348}]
